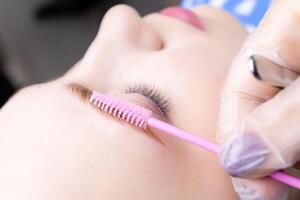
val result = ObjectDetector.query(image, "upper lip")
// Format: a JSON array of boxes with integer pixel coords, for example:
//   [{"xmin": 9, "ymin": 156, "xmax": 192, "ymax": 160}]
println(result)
[{"xmin": 159, "ymin": 7, "xmax": 205, "ymax": 30}]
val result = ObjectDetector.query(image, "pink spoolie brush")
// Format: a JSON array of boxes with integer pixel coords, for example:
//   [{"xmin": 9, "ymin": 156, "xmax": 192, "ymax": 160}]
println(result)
[{"xmin": 89, "ymin": 91, "xmax": 300, "ymax": 190}]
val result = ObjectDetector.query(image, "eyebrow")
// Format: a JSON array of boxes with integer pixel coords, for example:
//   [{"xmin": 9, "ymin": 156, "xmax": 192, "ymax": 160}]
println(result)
[
  {"xmin": 65, "ymin": 83, "xmax": 164, "ymax": 145},
  {"xmin": 66, "ymin": 83, "xmax": 92, "ymax": 102}
]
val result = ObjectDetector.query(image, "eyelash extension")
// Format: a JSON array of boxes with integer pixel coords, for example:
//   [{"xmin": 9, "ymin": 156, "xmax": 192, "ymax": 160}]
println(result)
[
  {"xmin": 66, "ymin": 83, "xmax": 170, "ymax": 117},
  {"xmin": 124, "ymin": 85, "xmax": 170, "ymax": 116}
]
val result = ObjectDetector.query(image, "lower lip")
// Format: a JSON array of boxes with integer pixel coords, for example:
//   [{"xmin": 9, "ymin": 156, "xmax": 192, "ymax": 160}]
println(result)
[{"xmin": 159, "ymin": 7, "xmax": 205, "ymax": 30}]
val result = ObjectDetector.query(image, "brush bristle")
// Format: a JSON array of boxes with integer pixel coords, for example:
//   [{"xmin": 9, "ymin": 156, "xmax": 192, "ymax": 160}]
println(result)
[{"xmin": 89, "ymin": 91, "xmax": 152, "ymax": 129}]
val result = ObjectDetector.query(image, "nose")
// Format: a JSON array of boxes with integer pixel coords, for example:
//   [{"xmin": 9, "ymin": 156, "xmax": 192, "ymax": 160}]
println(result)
[{"xmin": 96, "ymin": 5, "xmax": 163, "ymax": 51}]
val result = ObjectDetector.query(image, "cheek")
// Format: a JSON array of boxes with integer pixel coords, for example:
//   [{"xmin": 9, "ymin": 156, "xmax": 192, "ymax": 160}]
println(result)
[
  {"xmin": 0, "ymin": 96, "xmax": 236, "ymax": 199},
  {"xmin": 0, "ymin": 100, "xmax": 178, "ymax": 198},
  {"xmin": 72, "ymin": 114, "xmax": 179, "ymax": 198},
  {"xmin": 47, "ymin": 111, "xmax": 183, "ymax": 198}
]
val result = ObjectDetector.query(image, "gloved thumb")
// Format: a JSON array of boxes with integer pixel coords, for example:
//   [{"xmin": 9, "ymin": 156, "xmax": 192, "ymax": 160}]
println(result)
[{"xmin": 220, "ymin": 76, "xmax": 300, "ymax": 178}]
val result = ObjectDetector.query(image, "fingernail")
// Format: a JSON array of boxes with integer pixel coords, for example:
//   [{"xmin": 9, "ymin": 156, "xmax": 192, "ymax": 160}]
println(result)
[
  {"xmin": 248, "ymin": 54, "xmax": 297, "ymax": 88},
  {"xmin": 220, "ymin": 133, "xmax": 269, "ymax": 177}
]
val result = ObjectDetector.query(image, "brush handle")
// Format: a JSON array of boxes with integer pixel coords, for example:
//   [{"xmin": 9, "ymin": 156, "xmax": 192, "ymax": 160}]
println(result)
[
  {"xmin": 148, "ymin": 118, "xmax": 220, "ymax": 153},
  {"xmin": 147, "ymin": 117, "xmax": 300, "ymax": 190}
]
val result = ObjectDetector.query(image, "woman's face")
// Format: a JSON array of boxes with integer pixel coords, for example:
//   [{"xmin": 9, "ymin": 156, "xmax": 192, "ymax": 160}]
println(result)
[{"xmin": 0, "ymin": 5, "xmax": 247, "ymax": 199}]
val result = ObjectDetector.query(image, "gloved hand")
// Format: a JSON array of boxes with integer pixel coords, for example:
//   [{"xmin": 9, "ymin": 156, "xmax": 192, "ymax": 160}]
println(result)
[{"xmin": 217, "ymin": 0, "xmax": 300, "ymax": 199}]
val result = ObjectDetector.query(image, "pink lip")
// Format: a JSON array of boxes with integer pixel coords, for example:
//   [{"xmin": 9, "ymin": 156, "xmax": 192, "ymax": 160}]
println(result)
[{"xmin": 159, "ymin": 7, "xmax": 204, "ymax": 30}]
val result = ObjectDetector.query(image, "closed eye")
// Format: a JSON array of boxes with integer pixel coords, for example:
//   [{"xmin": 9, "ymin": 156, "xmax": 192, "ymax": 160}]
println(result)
[
  {"xmin": 124, "ymin": 84, "xmax": 170, "ymax": 117},
  {"xmin": 65, "ymin": 82, "xmax": 164, "ymax": 145}
]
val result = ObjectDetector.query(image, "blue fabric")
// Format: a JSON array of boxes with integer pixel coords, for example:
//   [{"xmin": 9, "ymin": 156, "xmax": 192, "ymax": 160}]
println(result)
[{"xmin": 180, "ymin": 0, "xmax": 272, "ymax": 31}]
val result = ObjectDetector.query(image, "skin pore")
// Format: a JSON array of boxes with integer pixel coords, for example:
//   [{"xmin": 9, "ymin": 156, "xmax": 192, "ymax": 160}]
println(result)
[{"xmin": 0, "ymin": 5, "xmax": 247, "ymax": 200}]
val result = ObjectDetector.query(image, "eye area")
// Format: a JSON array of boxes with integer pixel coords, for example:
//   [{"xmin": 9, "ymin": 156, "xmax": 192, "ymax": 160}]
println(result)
[
  {"xmin": 124, "ymin": 85, "xmax": 170, "ymax": 117},
  {"xmin": 65, "ymin": 83, "xmax": 165, "ymax": 145},
  {"xmin": 65, "ymin": 83, "xmax": 170, "ymax": 118}
]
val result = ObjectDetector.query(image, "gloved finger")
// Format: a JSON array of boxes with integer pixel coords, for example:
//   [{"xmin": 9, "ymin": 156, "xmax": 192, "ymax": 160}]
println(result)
[
  {"xmin": 217, "ymin": 0, "xmax": 300, "ymax": 144},
  {"xmin": 230, "ymin": 177, "xmax": 289, "ymax": 200},
  {"xmin": 217, "ymin": 1, "xmax": 300, "ymax": 199},
  {"xmin": 221, "ymin": 76, "xmax": 300, "ymax": 178},
  {"xmin": 244, "ymin": 0, "xmax": 300, "ymax": 72}
]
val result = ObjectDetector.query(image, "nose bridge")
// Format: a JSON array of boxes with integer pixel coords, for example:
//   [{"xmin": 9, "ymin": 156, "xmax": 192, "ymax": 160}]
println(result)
[{"xmin": 66, "ymin": 6, "xmax": 164, "ymax": 92}]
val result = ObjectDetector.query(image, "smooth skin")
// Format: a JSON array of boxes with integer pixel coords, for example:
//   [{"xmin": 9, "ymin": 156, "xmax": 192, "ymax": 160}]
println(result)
[{"xmin": 0, "ymin": 5, "xmax": 247, "ymax": 200}]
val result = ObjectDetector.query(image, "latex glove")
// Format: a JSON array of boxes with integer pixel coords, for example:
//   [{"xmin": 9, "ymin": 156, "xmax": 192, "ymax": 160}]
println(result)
[{"xmin": 217, "ymin": 0, "xmax": 300, "ymax": 199}]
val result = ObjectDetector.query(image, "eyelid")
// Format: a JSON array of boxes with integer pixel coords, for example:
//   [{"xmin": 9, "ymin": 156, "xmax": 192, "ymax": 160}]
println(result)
[
  {"xmin": 65, "ymin": 83, "xmax": 170, "ymax": 118},
  {"xmin": 124, "ymin": 85, "xmax": 170, "ymax": 117},
  {"xmin": 67, "ymin": 83, "xmax": 169, "ymax": 117}
]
